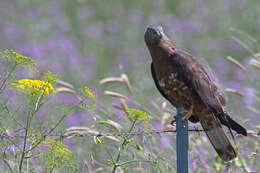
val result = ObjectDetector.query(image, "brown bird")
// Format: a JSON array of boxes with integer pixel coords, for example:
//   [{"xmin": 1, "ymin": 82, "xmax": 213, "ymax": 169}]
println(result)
[{"xmin": 144, "ymin": 26, "xmax": 247, "ymax": 161}]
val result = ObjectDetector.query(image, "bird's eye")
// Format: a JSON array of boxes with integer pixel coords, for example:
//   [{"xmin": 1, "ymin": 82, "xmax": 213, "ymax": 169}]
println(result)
[{"xmin": 147, "ymin": 29, "xmax": 151, "ymax": 33}]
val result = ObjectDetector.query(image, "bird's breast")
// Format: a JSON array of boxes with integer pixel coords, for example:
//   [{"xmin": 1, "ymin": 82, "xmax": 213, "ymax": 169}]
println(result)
[
  {"xmin": 158, "ymin": 71, "xmax": 193, "ymax": 107},
  {"xmin": 152, "ymin": 59, "xmax": 209, "ymax": 116}
]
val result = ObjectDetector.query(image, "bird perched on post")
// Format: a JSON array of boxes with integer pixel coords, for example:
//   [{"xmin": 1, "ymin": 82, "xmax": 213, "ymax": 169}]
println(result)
[{"xmin": 144, "ymin": 25, "xmax": 247, "ymax": 161}]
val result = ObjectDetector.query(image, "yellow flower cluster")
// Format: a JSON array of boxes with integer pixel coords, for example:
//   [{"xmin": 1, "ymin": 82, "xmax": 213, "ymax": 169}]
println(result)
[
  {"xmin": 84, "ymin": 86, "xmax": 97, "ymax": 101},
  {"xmin": 126, "ymin": 109, "xmax": 151, "ymax": 122},
  {"xmin": 4, "ymin": 49, "xmax": 35, "ymax": 64},
  {"xmin": 43, "ymin": 137, "xmax": 72, "ymax": 161},
  {"xmin": 11, "ymin": 79, "xmax": 55, "ymax": 96}
]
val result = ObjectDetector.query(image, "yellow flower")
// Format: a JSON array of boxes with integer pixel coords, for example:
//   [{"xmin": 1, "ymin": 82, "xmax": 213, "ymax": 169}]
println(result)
[
  {"xmin": 4, "ymin": 49, "xmax": 9, "ymax": 54},
  {"xmin": 11, "ymin": 79, "xmax": 55, "ymax": 96},
  {"xmin": 43, "ymin": 136, "xmax": 73, "ymax": 160},
  {"xmin": 3, "ymin": 49, "xmax": 35, "ymax": 65},
  {"xmin": 84, "ymin": 86, "xmax": 97, "ymax": 101},
  {"xmin": 126, "ymin": 109, "xmax": 150, "ymax": 122}
]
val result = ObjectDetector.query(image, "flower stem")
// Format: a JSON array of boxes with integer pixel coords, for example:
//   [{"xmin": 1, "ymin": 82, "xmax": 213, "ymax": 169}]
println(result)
[
  {"xmin": 49, "ymin": 163, "xmax": 57, "ymax": 173},
  {"xmin": 27, "ymin": 100, "xmax": 83, "ymax": 153},
  {"xmin": 0, "ymin": 64, "xmax": 16, "ymax": 94},
  {"xmin": 112, "ymin": 118, "xmax": 137, "ymax": 173},
  {"xmin": 19, "ymin": 110, "xmax": 31, "ymax": 172},
  {"xmin": 18, "ymin": 94, "xmax": 43, "ymax": 172},
  {"xmin": 3, "ymin": 158, "xmax": 15, "ymax": 173}
]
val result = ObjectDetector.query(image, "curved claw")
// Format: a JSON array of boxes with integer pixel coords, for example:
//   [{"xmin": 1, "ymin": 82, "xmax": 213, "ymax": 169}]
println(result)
[{"xmin": 181, "ymin": 105, "xmax": 193, "ymax": 121}]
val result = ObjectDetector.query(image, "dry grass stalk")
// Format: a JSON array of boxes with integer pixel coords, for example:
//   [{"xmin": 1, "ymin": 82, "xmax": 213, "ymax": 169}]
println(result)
[
  {"xmin": 246, "ymin": 130, "xmax": 258, "ymax": 138},
  {"xmin": 99, "ymin": 77, "xmax": 123, "ymax": 85},
  {"xmin": 150, "ymin": 100, "xmax": 163, "ymax": 114},
  {"xmin": 254, "ymin": 53, "xmax": 260, "ymax": 58},
  {"xmin": 121, "ymin": 74, "xmax": 133, "ymax": 93},
  {"xmin": 231, "ymin": 36, "xmax": 255, "ymax": 55},
  {"xmin": 249, "ymin": 59, "xmax": 260, "ymax": 69},
  {"xmin": 161, "ymin": 112, "xmax": 171, "ymax": 125},
  {"xmin": 247, "ymin": 106, "xmax": 260, "ymax": 115},
  {"xmin": 106, "ymin": 120, "xmax": 122, "ymax": 130},
  {"xmin": 225, "ymin": 88, "xmax": 244, "ymax": 96},
  {"xmin": 56, "ymin": 87, "xmax": 76, "ymax": 94},
  {"xmin": 243, "ymin": 119, "xmax": 251, "ymax": 124},
  {"xmin": 56, "ymin": 80, "xmax": 74, "ymax": 89},
  {"xmin": 255, "ymin": 125, "xmax": 260, "ymax": 130},
  {"xmin": 104, "ymin": 91, "xmax": 127, "ymax": 98},
  {"xmin": 66, "ymin": 126, "xmax": 91, "ymax": 131},
  {"xmin": 100, "ymin": 74, "xmax": 133, "ymax": 94},
  {"xmin": 65, "ymin": 127, "xmax": 120, "ymax": 142},
  {"xmin": 56, "ymin": 87, "xmax": 83, "ymax": 101},
  {"xmin": 112, "ymin": 104, "xmax": 124, "ymax": 110},
  {"xmin": 120, "ymin": 98, "xmax": 128, "ymax": 113},
  {"xmin": 226, "ymin": 56, "xmax": 247, "ymax": 72}
]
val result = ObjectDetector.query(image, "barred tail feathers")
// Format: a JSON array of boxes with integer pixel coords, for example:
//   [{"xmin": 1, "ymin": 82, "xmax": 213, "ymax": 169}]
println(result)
[{"xmin": 199, "ymin": 113, "xmax": 237, "ymax": 161}]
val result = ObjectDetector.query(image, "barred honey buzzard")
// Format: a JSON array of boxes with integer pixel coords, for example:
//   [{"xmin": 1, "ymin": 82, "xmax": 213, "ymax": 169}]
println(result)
[{"xmin": 144, "ymin": 26, "xmax": 247, "ymax": 161}]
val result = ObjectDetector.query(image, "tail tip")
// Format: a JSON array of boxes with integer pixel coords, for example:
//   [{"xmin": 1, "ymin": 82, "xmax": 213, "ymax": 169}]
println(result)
[{"xmin": 240, "ymin": 129, "xmax": 247, "ymax": 136}]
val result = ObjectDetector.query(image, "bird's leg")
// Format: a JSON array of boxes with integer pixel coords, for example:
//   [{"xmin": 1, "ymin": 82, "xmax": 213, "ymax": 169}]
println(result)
[{"xmin": 181, "ymin": 105, "xmax": 193, "ymax": 121}]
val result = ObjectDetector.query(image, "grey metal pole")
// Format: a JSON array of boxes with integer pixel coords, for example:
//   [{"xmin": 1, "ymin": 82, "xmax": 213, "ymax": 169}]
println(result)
[{"xmin": 176, "ymin": 107, "xmax": 189, "ymax": 173}]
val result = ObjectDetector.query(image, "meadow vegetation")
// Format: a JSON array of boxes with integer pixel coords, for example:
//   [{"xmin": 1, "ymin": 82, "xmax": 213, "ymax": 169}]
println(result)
[{"xmin": 0, "ymin": 0, "xmax": 260, "ymax": 172}]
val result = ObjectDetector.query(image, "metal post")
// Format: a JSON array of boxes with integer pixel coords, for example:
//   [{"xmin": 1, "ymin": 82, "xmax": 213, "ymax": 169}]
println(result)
[{"xmin": 176, "ymin": 107, "xmax": 189, "ymax": 173}]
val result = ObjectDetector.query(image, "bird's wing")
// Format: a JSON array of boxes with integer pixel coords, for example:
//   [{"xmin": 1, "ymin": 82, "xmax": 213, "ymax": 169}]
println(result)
[
  {"xmin": 168, "ymin": 51, "xmax": 237, "ymax": 160},
  {"xmin": 152, "ymin": 60, "xmax": 236, "ymax": 161},
  {"xmin": 170, "ymin": 50, "xmax": 247, "ymax": 136},
  {"xmin": 170, "ymin": 49, "xmax": 225, "ymax": 114}
]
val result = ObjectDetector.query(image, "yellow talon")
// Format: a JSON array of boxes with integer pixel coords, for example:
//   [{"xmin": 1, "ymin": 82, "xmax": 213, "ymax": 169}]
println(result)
[{"xmin": 181, "ymin": 105, "xmax": 193, "ymax": 121}]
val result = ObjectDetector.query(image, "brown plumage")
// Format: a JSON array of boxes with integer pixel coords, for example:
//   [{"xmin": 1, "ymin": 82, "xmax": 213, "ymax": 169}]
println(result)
[{"xmin": 144, "ymin": 26, "xmax": 247, "ymax": 161}]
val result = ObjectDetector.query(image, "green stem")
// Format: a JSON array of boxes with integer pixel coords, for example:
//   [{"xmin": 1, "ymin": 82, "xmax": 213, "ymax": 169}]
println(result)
[
  {"xmin": 19, "ymin": 111, "xmax": 31, "ymax": 172},
  {"xmin": 105, "ymin": 146, "xmax": 115, "ymax": 164},
  {"xmin": 1, "ymin": 102, "xmax": 24, "ymax": 128},
  {"xmin": 27, "ymin": 101, "xmax": 81, "ymax": 152},
  {"xmin": 236, "ymin": 147, "xmax": 249, "ymax": 173},
  {"xmin": 112, "ymin": 118, "xmax": 137, "ymax": 173},
  {"xmin": 18, "ymin": 94, "xmax": 83, "ymax": 171},
  {"xmin": 26, "ymin": 150, "xmax": 31, "ymax": 173},
  {"xmin": 49, "ymin": 163, "xmax": 57, "ymax": 173},
  {"xmin": 27, "ymin": 109, "xmax": 70, "ymax": 152},
  {"xmin": 3, "ymin": 158, "xmax": 15, "ymax": 173},
  {"xmin": 0, "ymin": 64, "xmax": 17, "ymax": 94},
  {"xmin": 18, "ymin": 94, "xmax": 43, "ymax": 172}
]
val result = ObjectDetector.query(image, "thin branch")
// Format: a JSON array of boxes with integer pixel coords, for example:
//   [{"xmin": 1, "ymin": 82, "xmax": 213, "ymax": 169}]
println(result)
[
  {"xmin": 3, "ymin": 158, "xmax": 15, "ymax": 173},
  {"xmin": 27, "ymin": 100, "xmax": 85, "ymax": 152},
  {"xmin": 1, "ymin": 102, "xmax": 24, "ymax": 128},
  {"xmin": 19, "ymin": 91, "xmax": 45, "ymax": 172},
  {"xmin": 112, "ymin": 118, "xmax": 137, "ymax": 173},
  {"xmin": 0, "ymin": 64, "xmax": 17, "ymax": 94}
]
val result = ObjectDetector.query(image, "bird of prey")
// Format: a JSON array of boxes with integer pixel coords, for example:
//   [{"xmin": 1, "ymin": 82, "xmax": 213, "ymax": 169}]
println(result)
[{"xmin": 144, "ymin": 26, "xmax": 247, "ymax": 161}]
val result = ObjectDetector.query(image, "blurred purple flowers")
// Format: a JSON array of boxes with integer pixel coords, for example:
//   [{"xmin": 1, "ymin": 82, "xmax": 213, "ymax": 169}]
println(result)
[{"xmin": 0, "ymin": 0, "xmax": 259, "ymax": 172}]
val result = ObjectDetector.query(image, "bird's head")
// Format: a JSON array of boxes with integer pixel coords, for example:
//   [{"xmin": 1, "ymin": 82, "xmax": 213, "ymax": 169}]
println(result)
[{"xmin": 144, "ymin": 25, "xmax": 165, "ymax": 45}]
